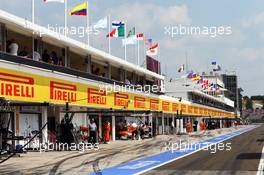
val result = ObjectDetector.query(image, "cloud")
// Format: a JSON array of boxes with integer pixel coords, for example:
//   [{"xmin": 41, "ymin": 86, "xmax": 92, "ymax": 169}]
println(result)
[
  {"xmin": 106, "ymin": 3, "xmax": 191, "ymax": 33},
  {"xmin": 241, "ymin": 11, "xmax": 264, "ymax": 28},
  {"xmin": 237, "ymin": 48, "xmax": 263, "ymax": 61}
]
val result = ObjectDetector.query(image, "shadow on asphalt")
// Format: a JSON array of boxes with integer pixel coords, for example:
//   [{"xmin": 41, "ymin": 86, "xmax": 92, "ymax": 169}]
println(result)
[{"xmin": 236, "ymin": 153, "xmax": 262, "ymax": 160}]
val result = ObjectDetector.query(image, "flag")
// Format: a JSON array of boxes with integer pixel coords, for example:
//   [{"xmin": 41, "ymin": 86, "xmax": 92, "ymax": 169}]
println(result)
[
  {"xmin": 146, "ymin": 44, "xmax": 158, "ymax": 56},
  {"xmin": 127, "ymin": 27, "xmax": 135, "ymax": 37},
  {"xmin": 137, "ymin": 33, "xmax": 144, "ymax": 40},
  {"xmin": 107, "ymin": 21, "xmax": 125, "ymax": 37},
  {"xmin": 44, "ymin": 0, "xmax": 64, "ymax": 3},
  {"xmin": 69, "ymin": 2, "xmax": 87, "ymax": 16},
  {"xmin": 187, "ymin": 72, "xmax": 195, "ymax": 79},
  {"xmin": 107, "ymin": 27, "xmax": 124, "ymax": 37},
  {"xmin": 191, "ymin": 74, "xmax": 200, "ymax": 81},
  {"xmin": 107, "ymin": 28, "xmax": 116, "ymax": 37},
  {"xmin": 145, "ymin": 38, "xmax": 152, "ymax": 46},
  {"xmin": 197, "ymin": 76, "xmax": 204, "ymax": 85},
  {"xmin": 212, "ymin": 61, "xmax": 221, "ymax": 71},
  {"xmin": 210, "ymin": 83, "xmax": 219, "ymax": 92},
  {"xmin": 187, "ymin": 72, "xmax": 200, "ymax": 81},
  {"xmin": 213, "ymin": 65, "xmax": 221, "ymax": 71},
  {"xmin": 93, "ymin": 17, "xmax": 107, "ymax": 29},
  {"xmin": 112, "ymin": 21, "xmax": 125, "ymax": 28},
  {"xmin": 178, "ymin": 65, "xmax": 184, "ymax": 73},
  {"xmin": 202, "ymin": 79, "xmax": 209, "ymax": 89},
  {"xmin": 122, "ymin": 36, "xmax": 137, "ymax": 46}
]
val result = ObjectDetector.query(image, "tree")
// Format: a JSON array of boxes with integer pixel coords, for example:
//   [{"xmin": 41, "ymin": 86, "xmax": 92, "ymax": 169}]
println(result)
[{"xmin": 243, "ymin": 96, "xmax": 253, "ymax": 110}]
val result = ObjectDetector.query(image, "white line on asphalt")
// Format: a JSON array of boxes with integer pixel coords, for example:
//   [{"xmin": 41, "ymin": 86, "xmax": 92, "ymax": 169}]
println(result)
[{"xmin": 257, "ymin": 145, "xmax": 264, "ymax": 175}]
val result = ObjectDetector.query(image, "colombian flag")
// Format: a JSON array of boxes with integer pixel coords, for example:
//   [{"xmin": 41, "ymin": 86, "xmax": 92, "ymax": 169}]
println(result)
[{"xmin": 69, "ymin": 2, "xmax": 87, "ymax": 16}]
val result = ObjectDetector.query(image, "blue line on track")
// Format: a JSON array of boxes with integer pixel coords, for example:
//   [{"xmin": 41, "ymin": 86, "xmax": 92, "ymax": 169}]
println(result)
[{"xmin": 89, "ymin": 125, "xmax": 260, "ymax": 175}]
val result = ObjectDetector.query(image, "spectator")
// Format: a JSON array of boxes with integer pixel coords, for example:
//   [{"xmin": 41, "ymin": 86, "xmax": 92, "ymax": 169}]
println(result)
[
  {"xmin": 58, "ymin": 57, "xmax": 64, "ymax": 66},
  {"xmin": 33, "ymin": 51, "xmax": 41, "ymax": 61},
  {"xmin": 88, "ymin": 118, "xmax": 97, "ymax": 144},
  {"xmin": 42, "ymin": 50, "xmax": 50, "ymax": 63},
  {"xmin": 94, "ymin": 68, "xmax": 100, "ymax": 76},
  {"xmin": 51, "ymin": 51, "xmax": 59, "ymax": 65},
  {"xmin": 125, "ymin": 78, "xmax": 130, "ymax": 84},
  {"xmin": 18, "ymin": 46, "xmax": 29, "ymax": 57},
  {"xmin": 8, "ymin": 39, "xmax": 19, "ymax": 56},
  {"xmin": 58, "ymin": 56, "xmax": 64, "ymax": 66},
  {"xmin": 28, "ymin": 51, "xmax": 41, "ymax": 61}
]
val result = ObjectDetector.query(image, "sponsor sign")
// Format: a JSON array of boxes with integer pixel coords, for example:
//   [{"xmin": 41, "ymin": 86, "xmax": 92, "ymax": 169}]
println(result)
[{"xmin": 0, "ymin": 67, "xmax": 233, "ymax": 117}]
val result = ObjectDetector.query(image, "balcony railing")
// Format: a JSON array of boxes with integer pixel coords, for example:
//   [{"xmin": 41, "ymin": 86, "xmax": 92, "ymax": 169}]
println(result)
[{"xmin": 0, "ymin": 52, "xmax": 161, "ymax": 95}]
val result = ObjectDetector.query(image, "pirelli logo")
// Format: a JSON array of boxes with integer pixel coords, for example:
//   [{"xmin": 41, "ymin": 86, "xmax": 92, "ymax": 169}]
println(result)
[
  {"xmin": 0, "ymin": 72, "xmax": 34, "ymax": 98},
  {"xmin": 50, "ymin": 81, "xmax": 77, "ymax": 102},
  {"xmin": 114, "ymin": 93, "xmax": 129, "ymax": 107},
  {"xmin": 181, "ymin": 104, "xmax": 187, "ymax": 113},
  {"xmin": 188, "ymin": 106, "xmax": 193, "ymax": 114},
  {"xmin": 162, "ymin": 101, "xmax": 170, "ymax": 111},
  {"xmin": 150, "ymin": 99, "xmax": 159, "ymax": 110},
  {"xmin": 194, "ymin": 107, "xmax": 198, "ymax": 114},
  {"xmin": 134, "ymin": 96, "xmax": 146, "ymax": 109},
  {"xmin": 87, "ymin": 88, "xmax": 106, "ymax": 105},
  {"xmin": 200, "ymin": 108, "xmax": 204, "ymax": 115},
  {"xmin": 172, "ymin": 103, "xmax": 179, "ymax": 112}
]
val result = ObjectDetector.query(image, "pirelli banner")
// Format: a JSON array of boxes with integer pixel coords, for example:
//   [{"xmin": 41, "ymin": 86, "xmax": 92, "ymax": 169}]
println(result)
[{"xmin": 0, "ymin": 67, "xmax": 234, "ymax": 117}]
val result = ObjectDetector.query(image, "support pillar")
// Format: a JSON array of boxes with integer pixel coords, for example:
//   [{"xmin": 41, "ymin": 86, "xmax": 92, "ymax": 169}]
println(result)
[
  {"xmin": 41, "ymin": 106, "xmax": 48, "ymax": 144},
  {"xmin": 0, "ymin": 23, "xmax": 6, "ymax": 52},
  {"xmin": 112, "ymin": 115, "xmax": 115, "ymax": 141},
  {"xmin": 64, "ymin": 47, "xmax": 70, "ymax": 67},
  {"xmin": 86, "ymin": 54, "xmax": 92, "ymax": 73},
  {"xmin": 98, "ymin": 114, "xmax": 102, "ymax": 139},
  {"xmin": 197, "ymin": 117, "xmax": 201, "ymax": 132},
  {"xmin": 162, "ymin": 113, "xmax": 165, "ymax": 134},
  {"xmin": 172, "ymin": 114, "xmax": 175, "ymax": 134},
  {"xmin": 106, "ymin": 62, "xmax": 111, "ymax": 79},
  {"xmin": 180, "ymin": 119, "xmax": 184, "ymax": 133}
]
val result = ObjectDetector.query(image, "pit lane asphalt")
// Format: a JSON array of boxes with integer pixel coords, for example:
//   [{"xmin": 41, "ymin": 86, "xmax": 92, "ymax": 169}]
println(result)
[{"xmin": 143, "ymin": 125, "xmax": 264, "ymax": 175}]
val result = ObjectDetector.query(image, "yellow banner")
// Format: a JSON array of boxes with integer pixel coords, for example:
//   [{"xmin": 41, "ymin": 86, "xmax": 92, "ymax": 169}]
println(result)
[{"xmin": 0, "ymin": 67, "xmax": 234, "ymax": 118}]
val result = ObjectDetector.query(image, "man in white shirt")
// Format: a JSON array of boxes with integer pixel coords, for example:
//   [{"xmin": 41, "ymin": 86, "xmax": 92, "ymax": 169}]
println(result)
[
  {"xmin": 88, "ymin": 118, "xmax": 97, "ymax": 144},
  {"xmin": 8, "ymin": 39, "xmax": 19, "ymax": 56},
  {"xmin": 33, "ymin": 51, "xmax": 41, "ymax": 61}
]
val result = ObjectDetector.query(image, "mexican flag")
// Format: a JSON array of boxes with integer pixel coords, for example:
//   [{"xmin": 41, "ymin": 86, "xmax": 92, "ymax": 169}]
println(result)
[
  {"xmin": 107, "ymin": 21, "xmax": 125, "ymax": 37},
  {"xmin": 107, "ymin": 27, "xmax": 124, "ymax": 37}
]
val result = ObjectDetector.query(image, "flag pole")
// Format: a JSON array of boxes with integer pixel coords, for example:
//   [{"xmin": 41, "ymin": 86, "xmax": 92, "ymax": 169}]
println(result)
[
  {"xmin": 137, "ymin": 35, "xmax": 140, "ymax": 66},
  {"xmin": 64, "ymin": 0, "xmax": 67, "ymax": 36},
  {"xmin": 124, "ymin": 22, "xmax": 127, "ymax": 61},
  {"xmin": 134, "ymin": 28, "xmax": 138, "ymax": 65},
  {"xmin": 31, "ymin": 0, "xmax": 35, "ymax": 61},
  {"xmin": 64, "ymin": 0, "xmax": 67, "ymax": 67},
  {"xmin": 86, "ymin": 0, "xmax": 90, "ymax": 46},
  {"xmin": 108, "ymin": 15, "xmax": 111, "ymax": 54},
  {"xmin": 143, "ymin": 38, "xmax": 146, "ymax": 68},
  {"xmin": 185, "ymin": 51, "xmax": 188, "ymax": 74}
]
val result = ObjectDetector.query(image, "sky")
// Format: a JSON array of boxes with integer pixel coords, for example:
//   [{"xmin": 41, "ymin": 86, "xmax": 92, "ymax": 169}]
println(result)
[{"xmin": 0, "ymin": 0, "xmax": 263, "ymax": 96}]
